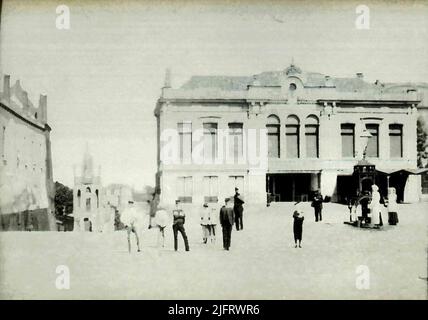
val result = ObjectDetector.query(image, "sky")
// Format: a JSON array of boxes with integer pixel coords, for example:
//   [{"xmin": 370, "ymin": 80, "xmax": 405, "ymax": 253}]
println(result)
[{"xmin": 1, "ymin": 0, "xmax": 427, "ymax": 189}]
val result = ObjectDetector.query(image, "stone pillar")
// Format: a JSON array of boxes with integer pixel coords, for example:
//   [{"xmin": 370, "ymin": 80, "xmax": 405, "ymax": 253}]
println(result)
[
  {"xmin": 299, "ymin": 123, "xmax": 306, "ymax": 158},
  {"xmin": 379, "ymin": 121, "xmax": 389, "ymax": 160}
]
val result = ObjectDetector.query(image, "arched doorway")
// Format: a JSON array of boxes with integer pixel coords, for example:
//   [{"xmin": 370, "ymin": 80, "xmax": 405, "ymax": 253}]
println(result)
[{"xmin": 83, "ymin": 218, "xmax": 91, "ymax": 231}]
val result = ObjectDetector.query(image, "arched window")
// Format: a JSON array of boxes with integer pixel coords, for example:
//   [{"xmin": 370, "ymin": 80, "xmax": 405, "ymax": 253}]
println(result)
[
  {"xmin": 286, "ymin": 115, "xmax": 300, "ymax": 158},
  {"xmin": 266, "ymin": 115, "xmax": 280, "ymax": 158},
  {"xmin": 305, "ymin": 115, "xmax": 319, "ymax": 158},
  {"xmin": 228, "ymin": 122, "xmax": 243, "ymax": 163},
  {"xmin": 203, "ymin": 122, "xmax": 218, "ymax": 162},
  {"xmin": 86, "ymin": 187, "xmax": 91, "ymax": 193}
]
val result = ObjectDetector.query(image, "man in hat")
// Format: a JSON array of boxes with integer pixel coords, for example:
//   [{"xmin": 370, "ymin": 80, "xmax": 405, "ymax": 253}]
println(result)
[
  {"xmin": 120, "ymin": 200, "xmax": 141, "ymax": 253},
  {"xmin": 311, "ymin": 190, "xmax": 323, "ymax": 222},
  {"xmin": 233, "ymin": 187, "xmax": 245, "ymax": 230},
  {"xmin": 172, "ymin": 200, "xmax": 189, "ymax": 251},
  {"xmin": 219, "ymin": 197, "xmax": 235, "ymax": 251}
]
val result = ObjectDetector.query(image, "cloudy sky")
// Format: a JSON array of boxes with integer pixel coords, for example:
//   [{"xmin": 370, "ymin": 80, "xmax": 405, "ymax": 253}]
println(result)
[{"xmin": 1, "ymin": 0, "xmax": 427, "ymax": 189}]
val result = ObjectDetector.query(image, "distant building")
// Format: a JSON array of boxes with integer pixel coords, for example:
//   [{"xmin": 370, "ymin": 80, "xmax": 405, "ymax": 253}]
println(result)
[
  {"xmin": 105, "ymin": 183, "xmax": 134, "ymax": 212},
  {"xmin": 155, "ymin": 64, "xmax": 425, "ymax": 206},
  {"xmin": 73, "ymin": 146, "xmax": 114, "ymax": 232},
  {"xmin": 0, "ymin": 75, "xmax": 54, "ymax": 230}
]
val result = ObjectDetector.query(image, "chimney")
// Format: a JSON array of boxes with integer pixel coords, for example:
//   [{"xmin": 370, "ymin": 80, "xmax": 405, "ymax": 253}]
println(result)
[
  {"xmin": 356, "ymin": 72, "xmax": 364, "ymax": 79},
  {"xmin": 252, "ymin": 75, "xmax": 261, "ymax": 86},
  {"xmin": 39, "ymin": 94, "xmax": 47, "ymax": 122},
  {"xmin": 22, "ymin": 91, "xmax": 30, "ymax": 110},
  {"xmin": 163, "ymin": 68, "xmax": 171, "ymax": 88},
  {"xmin": 3, "ymin": 75, "xmax": 11, "ymax": 103}
]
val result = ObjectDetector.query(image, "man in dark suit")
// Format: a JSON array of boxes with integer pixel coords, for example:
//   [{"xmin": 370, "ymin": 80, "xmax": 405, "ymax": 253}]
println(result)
[
  {"xmin": 219, "ymin": 198, "xmax": 235, "ymax": 251},
  {"xmin": 233, "ymin": 187, "xmax": 245, "ymax": 230},
  {"xmin": 172, "ymin": 200, "xmax": 189, "ymax": 251},
  {"xmin": 311, "ymin": 190, "xmax": 323, "ymax": 222}
]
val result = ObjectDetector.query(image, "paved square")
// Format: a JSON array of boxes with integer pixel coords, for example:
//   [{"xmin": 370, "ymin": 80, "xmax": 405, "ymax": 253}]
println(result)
[{"xmin": 0, "ymin": 202, "xmax": 426, "ymax": 299}]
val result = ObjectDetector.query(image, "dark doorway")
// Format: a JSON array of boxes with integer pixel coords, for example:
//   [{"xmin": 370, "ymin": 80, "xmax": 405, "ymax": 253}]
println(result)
[
  {"xmin": 389, "ymin": 171, "xmax": 408, "ymax": 203},
  {"xmin": 336, "ymin": 175, "xmax": 357, "ymax": 204},
  {"xmin": 266, "ymin": 173, "xmax": 313, "ymax": 202}
]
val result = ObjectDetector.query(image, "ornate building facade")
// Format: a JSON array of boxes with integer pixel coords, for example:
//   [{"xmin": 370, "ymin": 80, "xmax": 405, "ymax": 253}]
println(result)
[
  {"xmin": 155, "ymin": 64, "xmax": 424, "ymax": 206},
  {"xmin": 0, "ymin": 75, "xmax": 54, "ymax": 230}
]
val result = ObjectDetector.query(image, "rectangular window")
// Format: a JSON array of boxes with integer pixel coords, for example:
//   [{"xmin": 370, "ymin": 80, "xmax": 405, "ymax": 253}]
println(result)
[
  {"xmin": 203, "ymin": 123, "xmax": 218, "ymax": 162},
  {"xmin": 267, "ymin": 125, "xmax": 280, "ymax": 158},
  {"xmin": 203, "ymin": 176, "xmax": 219, "ymax": 203},
  {"xmin": 178, "ymin": 122, "xmax": 192, "ymax": 163},
  {"xmin": 366, "ymin": 124, "xmax": 379, "ymax": 158},
  {"xmin": 286, "ymin": 124, "xmax": 299, "ymax": 158},
  {"xmin": 389, "ymin": 124, "xmax": 403, "ymax": 158},
  {"xmin": 228, "ymin": 123, "xmax": 243, "ymax": 162},
  {"xmin": 341, "ymin": 124, "xmax": 355, "ymax": 158},
  {"xmin": 305, "ymin": 124, "xmax": 319, "ymax": 158},
  {"xmin": 177, "ymin": 176, "xmax": 193, "ymax": 203}
]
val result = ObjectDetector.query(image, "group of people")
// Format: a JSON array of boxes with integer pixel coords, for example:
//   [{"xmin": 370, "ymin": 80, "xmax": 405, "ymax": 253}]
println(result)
[
  {"xmin": 120, "ymin": 185, "xmax": 399, "ymax": 253},
  {"xmin": 348, "ymin": 185, "xmax": 400, "ymax": 227},
  {"xmin": 120, "ymin": 187, "xmax": 245, "ymax": 253}
]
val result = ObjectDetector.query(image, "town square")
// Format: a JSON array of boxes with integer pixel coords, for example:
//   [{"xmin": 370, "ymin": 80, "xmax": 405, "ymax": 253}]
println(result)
[{"xmin": 0, "ymin": 0, "xmax": 427, "ymax": 300}]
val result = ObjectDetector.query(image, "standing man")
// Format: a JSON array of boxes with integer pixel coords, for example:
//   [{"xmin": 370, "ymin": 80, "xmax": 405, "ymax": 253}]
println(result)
[
  {"xmin": 219, "ymin": 198, "xmax": 235, "ymax": 251},
  {"xmin": 120, "ymin": 200, "xmax": 141, "ymax": 253},
  {"xmin": 172, "ymin": 200, "xmax": 189, "ymax": 252},
  {"xmin": 311, "ymin": 190, "xmax": 323, "ymax": 222},
  {"xmin": 233, "ymin": 187, "xmax": 245, "ymax": 230}
]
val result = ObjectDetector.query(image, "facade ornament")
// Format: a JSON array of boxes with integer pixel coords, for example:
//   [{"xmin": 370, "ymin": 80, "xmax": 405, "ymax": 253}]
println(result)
[{"xmin": 285, "ymin": 63, "xmax": 302, "ymax": 76}]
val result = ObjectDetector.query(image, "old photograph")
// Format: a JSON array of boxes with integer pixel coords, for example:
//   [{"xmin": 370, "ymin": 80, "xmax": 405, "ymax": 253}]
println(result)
[{"xmin": 0, "ymin": 0, "xmax": 427, "ymax": 301}]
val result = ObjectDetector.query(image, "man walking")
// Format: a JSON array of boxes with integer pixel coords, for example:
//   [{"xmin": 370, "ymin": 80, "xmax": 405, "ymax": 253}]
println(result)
[
  {"xmin": 311, "ymin": 190, "xmax": 323, "ymax": 222},
  {"xmin": 219, "ymin": 198, "xmax": 235, "ymax": 251},
  {"xmin": 233, "ymin": 187, "xmax": 244, "ymax": 230},
  {"xmin": 172, "ymin": 200, "xmax": 189, "ymax": 252}
]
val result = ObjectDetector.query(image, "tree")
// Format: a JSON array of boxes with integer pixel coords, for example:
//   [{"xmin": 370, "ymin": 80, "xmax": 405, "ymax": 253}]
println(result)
[
  {"xmin": 54, "ymin": 181, "xmax": 73, "ymax": 217},
  {"xmin": 417, "ymin": 117, "xmax": 428, "ymax": 168}
]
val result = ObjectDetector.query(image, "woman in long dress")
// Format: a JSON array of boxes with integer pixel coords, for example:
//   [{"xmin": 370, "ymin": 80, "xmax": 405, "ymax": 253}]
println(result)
[{"xmin": 369, "ymin": 184, "xmax": 382, "ymax": 226}]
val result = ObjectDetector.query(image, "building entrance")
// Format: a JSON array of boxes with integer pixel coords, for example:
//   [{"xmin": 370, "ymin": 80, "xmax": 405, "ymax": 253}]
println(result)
[{"xmin": 266, "ymin": 173, "xmax": 315, "ymax": 202}]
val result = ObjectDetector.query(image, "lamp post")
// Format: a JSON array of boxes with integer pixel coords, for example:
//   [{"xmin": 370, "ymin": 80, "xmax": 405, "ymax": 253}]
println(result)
[
  {"xmin": 353, "ymin": 127, "xmax": 375, "ymax": 196},
  {"xmin": 359, "ymin": 128, "xmax": 372, "ymax": 160}
]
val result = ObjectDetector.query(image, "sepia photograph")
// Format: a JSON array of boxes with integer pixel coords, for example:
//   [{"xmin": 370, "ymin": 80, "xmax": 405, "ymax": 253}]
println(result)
[{"xmin": 0, "ymin": 0, "xmax": 427, "ymax": 304}]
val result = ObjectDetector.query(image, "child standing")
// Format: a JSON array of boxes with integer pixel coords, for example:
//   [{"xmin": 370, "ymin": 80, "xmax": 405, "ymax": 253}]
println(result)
[{"xmin": 293, "ymin": 208, "xmax": 304, "ymax": 248}]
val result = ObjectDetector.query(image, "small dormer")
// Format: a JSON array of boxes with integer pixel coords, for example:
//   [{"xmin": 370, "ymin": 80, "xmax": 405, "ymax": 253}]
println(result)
[{"xmin": 281, "ymin": 63, "xmax": 305, "ymax": 98}]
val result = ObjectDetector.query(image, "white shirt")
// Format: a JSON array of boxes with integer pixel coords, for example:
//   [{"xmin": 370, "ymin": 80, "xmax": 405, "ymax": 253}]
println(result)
[{"xmin": 120, "ymin": 207, "xmax": 140, "ymax": 227}]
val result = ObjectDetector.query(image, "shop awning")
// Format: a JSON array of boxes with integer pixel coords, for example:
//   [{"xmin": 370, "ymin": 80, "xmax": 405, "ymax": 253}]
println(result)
[{"xmin": 376, "ymin": 168, "xmax": 423, "ymax": 175}]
